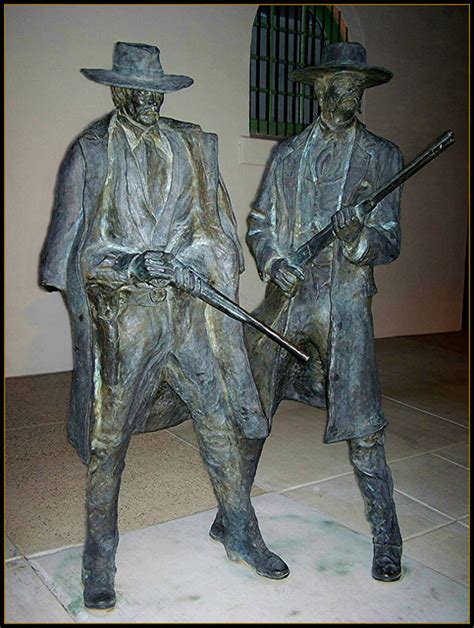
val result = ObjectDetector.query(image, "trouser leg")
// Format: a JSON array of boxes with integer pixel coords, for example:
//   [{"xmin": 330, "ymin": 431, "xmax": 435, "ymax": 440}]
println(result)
[
  {"xmin": 82, "ymin": 424, "xmax": 133, "ymax": 608},
  {"xmin": 82, "ymin": 304, "xmax": 167, "ymax": 607},
  {"xmin": 193, "ymin": 418, "xmax": 259, "ymax": 536},
  {"xmin": 82, "ymin": 434, "xmax": 130, "ymax": 576},
  {"xmin": 167, "ymin": 306, "xmax": 288, "ymax": 579},
  {"xmin": 349, "ymin": 430, "xmax": 402, "ymax": 581},
  {"xmin": 204, "ymin": 431, "xmax": 265, "ymax": 538}
]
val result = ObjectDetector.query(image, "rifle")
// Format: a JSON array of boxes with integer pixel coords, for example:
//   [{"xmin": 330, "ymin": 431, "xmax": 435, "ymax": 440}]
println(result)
[
  {"xmin": 168, "ymin": 260, "xmax": 310, "ymax": 364},
  {"xmin": 290, "ymin": 130, "xmax": 455, "ymax": 268}
]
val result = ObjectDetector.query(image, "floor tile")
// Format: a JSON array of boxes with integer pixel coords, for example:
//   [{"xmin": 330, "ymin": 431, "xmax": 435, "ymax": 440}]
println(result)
[
  {"xmin": 29, "ymin": 493, "xmax": 468, "ymax": 623},
  {"xmin": 390, "ymin": 454, "xmax": 468, "ymax": 519},
  {"xmin": 6, "ymin": 422, "xmax": 219, "ymax": 555},
  {"xmin": 6, "ymin": 422, "xmax": 86, "ymax": 555},
  {"xmin": 6, "ymin": 371, "xmax": 71, "ymax": 429},
  {"xmin": 402, "ymin": 331, "xmax": 468, "ymax": 357},
  {"xmin": 5, "ymin": 558, "xmax": 74, "ymax": 623},
  {"xmin": 173, "ymin": 401, "xmax": 354, "ymax": 492},
  {"xmin": 256, "ymin": 401, "xmax": 353, "ymax": 491},
  {"xmin": 458, "ymin": 516, "xmax": 468, "ymax": 528},
  {"xmin": 6, "ymin": 536, "xmax": 22, "ymax": 560},
  {"xmin": 403, "ymin": 522, "xmax": 469, "ymax": 586},
  {"xmin": 431, "ymin": 442, "xmax": 469, "ymax": 468},
  {"xmin": 282, "ymin": 473, "xmax": 453, "ymax": 540},
  {"xmin": 375, "ymin": 337, "xmax": 468, "ymax": 425},
  {"xmin": 382, "ymin": 398, "xmax": 468, "ymax": 461}
]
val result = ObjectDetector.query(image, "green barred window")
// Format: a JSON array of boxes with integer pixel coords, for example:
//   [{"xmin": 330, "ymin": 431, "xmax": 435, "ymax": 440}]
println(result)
[{"xmin": 250, "ymin": 5, "xmax": 349, "ymax": 139}]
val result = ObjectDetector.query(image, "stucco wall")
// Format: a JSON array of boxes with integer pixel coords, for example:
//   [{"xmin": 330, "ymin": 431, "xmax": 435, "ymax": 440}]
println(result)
[{"xmin": 5, "ymin": 5, "xmax": 468, "ymax": 376}]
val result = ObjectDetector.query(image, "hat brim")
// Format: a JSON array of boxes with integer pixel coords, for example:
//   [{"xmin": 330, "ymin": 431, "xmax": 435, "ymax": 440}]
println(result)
[
  {"xmin": 80, "ymin": 68, "xmax": 193, "ymax": 93},
  {"xmin": 289, "ymin": 64, "xmax": 392, "ymax": 89}
]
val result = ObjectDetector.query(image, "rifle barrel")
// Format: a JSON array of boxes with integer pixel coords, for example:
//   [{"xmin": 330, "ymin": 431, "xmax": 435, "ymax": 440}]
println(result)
[
  {"xmin": 292, "ymin": 129, "xmax": 456, "ymax": 265},
  {"xmin": 198, "ymin": 282, "xmax": 310, "ymax": 364},
  {"xmin": 368, "ymin": 130, "xmax": 455, "ymax": 211}
]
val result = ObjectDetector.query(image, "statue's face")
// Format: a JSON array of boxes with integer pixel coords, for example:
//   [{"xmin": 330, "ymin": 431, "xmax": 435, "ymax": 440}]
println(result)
[
  {"xmin": 317, "ymin": 72, "xmax": 364, "ymax": 125},
  {"xmin": 123, "ymin": 89, "xmax": 164, "ymax": 126}
]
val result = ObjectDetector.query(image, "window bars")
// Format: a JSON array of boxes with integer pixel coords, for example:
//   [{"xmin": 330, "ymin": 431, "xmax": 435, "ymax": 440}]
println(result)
[{"xmin": 250, "ymin": 5, "xmax": 349, "ymax": 139}]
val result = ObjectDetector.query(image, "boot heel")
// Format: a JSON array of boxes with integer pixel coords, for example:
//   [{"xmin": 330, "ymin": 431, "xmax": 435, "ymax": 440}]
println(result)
[{"xmin": 225, "ymin": 548, "xmax": 241, "ymax": 562}]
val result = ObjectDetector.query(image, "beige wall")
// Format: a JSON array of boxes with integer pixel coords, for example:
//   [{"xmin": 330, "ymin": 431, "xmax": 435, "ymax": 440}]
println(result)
[{"xmin": 6, "ymin": 5, "xmax": 468, "ymax": 376}]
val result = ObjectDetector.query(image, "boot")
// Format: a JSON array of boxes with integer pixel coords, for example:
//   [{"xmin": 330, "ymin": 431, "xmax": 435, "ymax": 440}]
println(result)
[
  {"xmin": 82, "ymin": 566, "xmax": 116, "ymax": 609},
  {"xmin": 349, "ymin": 431, "xmax": 403, "ymax": 582},
  {"xmin": 209, "ymin": 510, "xmax": 225, "ymax": 542},
  {"xmin": 82, "ymin": 450, "xmax": 124, "ymax": 610},
  {"xmin": 204, "ymin": 435, "xmax": 289, "ymax": 579},
  {"xmin": 372, "ymin": 542, "xmax": 402, "ymax": 582},
  {"xmin": 211, "ymin": 510, "xmax": 289, "ymax": 579}
]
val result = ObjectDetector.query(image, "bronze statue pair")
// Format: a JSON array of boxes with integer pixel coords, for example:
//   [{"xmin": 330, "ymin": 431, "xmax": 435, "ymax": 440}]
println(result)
[{"xmin": 40, "ymin": 41, "xmax": 409, "ymax": 610}]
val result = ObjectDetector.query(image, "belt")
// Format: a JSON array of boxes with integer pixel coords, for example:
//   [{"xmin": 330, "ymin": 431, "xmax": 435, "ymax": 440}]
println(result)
[{"xmin": 120, "ymin": 285, "xmax": 167, "ymax": 306}]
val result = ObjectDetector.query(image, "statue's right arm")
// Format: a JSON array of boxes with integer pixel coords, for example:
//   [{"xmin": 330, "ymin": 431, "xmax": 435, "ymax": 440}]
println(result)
[
  {"xmin": 39, "ymin": 141, "xmax": 87, "ymax": 292},
  {"xmin": 246, "ymin": 144, "xmax": 303, "ymax": 294},
  {"xmin": 245, "ymin": 145, "xmax": 285, "ymax": 284}
]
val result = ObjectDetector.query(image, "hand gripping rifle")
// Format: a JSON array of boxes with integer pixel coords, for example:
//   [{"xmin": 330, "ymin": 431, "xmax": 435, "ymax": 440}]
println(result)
[{"xmin": 290, "ymin": 130, "xmax": 456, "ymax": 268}]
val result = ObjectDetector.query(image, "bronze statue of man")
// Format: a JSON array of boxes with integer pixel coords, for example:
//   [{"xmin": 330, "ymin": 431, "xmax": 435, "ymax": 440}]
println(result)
[
  {"xmin": 39, "ymin": 42, "xmax": 289, "ymax": 610},
  {"xmin": 246, "ymin": 42, "xmax": 403, "ymax": 582}
]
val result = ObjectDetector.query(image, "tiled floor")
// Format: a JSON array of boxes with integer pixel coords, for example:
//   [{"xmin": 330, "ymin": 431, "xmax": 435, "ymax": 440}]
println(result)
[{"xmin": 5, "ymin": 332, "xmax": 469, "ymax": 623}]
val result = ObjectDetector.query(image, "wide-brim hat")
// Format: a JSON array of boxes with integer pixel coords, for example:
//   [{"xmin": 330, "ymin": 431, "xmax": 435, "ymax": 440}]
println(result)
[
  {"xmin": 289, "ymin": 42, "xmax": 392, "ymax": 89},
  {"xmin": 81, "ymin": 42, "xmax": 193, "ymax": 93}
]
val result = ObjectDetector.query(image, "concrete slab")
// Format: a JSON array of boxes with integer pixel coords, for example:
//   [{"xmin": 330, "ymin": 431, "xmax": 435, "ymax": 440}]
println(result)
[{"xmin": 28, "ymin": 493, "xmax": 468, "ymax": 623}]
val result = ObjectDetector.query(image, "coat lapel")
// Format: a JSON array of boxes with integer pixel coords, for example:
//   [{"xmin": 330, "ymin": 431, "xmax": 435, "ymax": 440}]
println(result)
[
  {"xmin": 150, "ymin": 125, "xmax": 185, "ymax": 249},
  {"xmin": 280, "ymin": 122, "xmax": 317, "ymax": 248}
]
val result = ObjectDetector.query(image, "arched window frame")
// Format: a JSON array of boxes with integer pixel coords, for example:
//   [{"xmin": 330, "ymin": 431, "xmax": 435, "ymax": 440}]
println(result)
[{"xmin": 250, "ymin": 5, "xmax": 349, "ymax": 139}]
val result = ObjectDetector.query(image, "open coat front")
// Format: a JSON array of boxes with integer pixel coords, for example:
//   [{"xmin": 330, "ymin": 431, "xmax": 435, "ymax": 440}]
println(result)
[
  {"xmin": 245, "ymin": 119, "xmax": 403, "ymax": 443},
  {"xmin": 39, "ymin": 112, "xmax": 268, "ymax": 464}
]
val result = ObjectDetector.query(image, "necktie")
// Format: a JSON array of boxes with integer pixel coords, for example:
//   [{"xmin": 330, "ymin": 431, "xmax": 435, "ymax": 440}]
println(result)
[{"xmin": 143, "ymin": 133, "xmax": 167, "ymax": 212}]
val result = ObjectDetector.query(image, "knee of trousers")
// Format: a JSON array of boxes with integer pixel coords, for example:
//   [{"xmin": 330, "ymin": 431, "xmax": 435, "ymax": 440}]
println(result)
[
  {"xmin": 88, "ymin": 429, "xmax": 131, "ymax": 477},
  {"xmin": 194, "ymin": 419, "xmax": 246, "ymax": 472},
  {"xmin": 348, "ymin": 430, "xmax": 388, "ymax": 476}
]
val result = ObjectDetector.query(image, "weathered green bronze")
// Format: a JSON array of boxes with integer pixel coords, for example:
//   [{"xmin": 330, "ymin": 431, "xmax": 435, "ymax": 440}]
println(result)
[
  {"xmin": 291, "ymin": 130, "xmax": 454, "ymax": 268},
  {"xmin": 39, "ymin": 42, "xmax": 290, "ymax": 611},
  {"xmin": 244, "ymin": 42, "xmax": 454, "ymax": 584}
]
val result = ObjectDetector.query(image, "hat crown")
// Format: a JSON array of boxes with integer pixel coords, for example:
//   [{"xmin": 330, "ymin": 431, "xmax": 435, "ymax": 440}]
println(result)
[
  {"xmin": 321, "ymin": 42, "xmax": 367, "ymax": 68},
  {"xmin": 112, "ymin": 42, "xmax": 164, "ymax": 80}
]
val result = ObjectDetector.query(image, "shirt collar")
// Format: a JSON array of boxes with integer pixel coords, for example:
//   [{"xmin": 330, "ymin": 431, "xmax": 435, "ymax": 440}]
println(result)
[
  {"xmin": 116, "ymin": 111, "xmax": 162, "ymax": 149},
  {"xmin": 317, "ymin": 115, "xmax": 357, "ymax": 141}
]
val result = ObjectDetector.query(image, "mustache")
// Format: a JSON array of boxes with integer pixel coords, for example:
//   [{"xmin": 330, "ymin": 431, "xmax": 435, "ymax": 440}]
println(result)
[
  {"xmin": 138, "ymin": 107, "xmax": 160, "ymax": 115},
  {"xmin": 328, "ymin": 93, "xmax": 360, "ymax": 112}
]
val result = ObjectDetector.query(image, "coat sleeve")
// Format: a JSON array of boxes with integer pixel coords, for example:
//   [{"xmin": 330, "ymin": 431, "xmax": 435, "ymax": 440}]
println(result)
[
  {"xmin": 341, "ymin": 143, "xmax": 403, "ymax": 266},
  {"xmin": 217, "ymin": 172, "xmax": 245, "ymax": 275},
  {"xmin": 39, "ymin": 140, "xmax": 86, "ymax": 291},
  {"xmin": 246, "ymin": 143, "xmax": 286, "ymax": 282}
]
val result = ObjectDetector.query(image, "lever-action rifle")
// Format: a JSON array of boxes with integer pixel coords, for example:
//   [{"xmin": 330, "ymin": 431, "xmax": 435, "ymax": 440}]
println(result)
[
  {"xmin": 290, "ymin": 130, "xmax": 455, "ymax": 268},
  {"xmin": 168, "ymin": 261, "xmax": 310, "ymax": 364}
]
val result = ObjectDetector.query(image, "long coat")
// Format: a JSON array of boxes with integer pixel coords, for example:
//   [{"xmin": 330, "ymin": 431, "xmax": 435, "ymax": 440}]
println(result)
[
  {"xmin": 39, "ymin": 112, "xmax": 268, "ymax": 464},
  {"xmin": 245, "ymin": 119, "xmax": 403, "ymax": 443}
]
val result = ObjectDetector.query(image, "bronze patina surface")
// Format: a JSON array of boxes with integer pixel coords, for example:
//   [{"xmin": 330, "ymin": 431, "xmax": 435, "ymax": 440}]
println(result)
[
  {"xmin": 245, "ymin": 42, "xmax": 407, "ymax": 583},
  {"xmin": 39, "ymin": 42, "xmax": 289, "ymax": 610}
]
